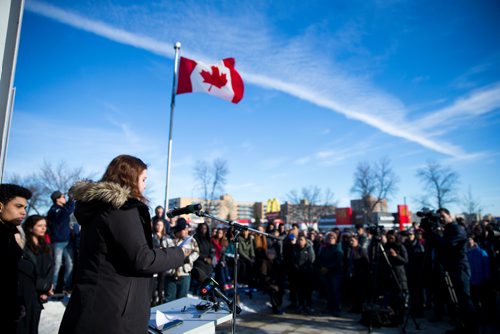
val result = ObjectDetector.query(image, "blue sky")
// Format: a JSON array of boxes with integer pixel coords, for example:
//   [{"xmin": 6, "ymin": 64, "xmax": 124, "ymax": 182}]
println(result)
[{"xmin": 5, "ymin": 0, "xmax": 500, "ymax": 215}]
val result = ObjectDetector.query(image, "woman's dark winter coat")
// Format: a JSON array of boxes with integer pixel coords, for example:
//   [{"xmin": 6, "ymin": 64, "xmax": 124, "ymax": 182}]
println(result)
[
  {"xmin": 319, "ymin": 243, "xmax": 343, "ymax": 274},
  {"xmin": 59, "ymin": 182, "xmax": 184, "ymax": 334},
  {"xmin": 292, "ymin": 243, "xmax": 315, "ymax": 273},
  {"xmin": 17, "ymin": 245, "xmax": 53, "ymax": 334},
  {"xmin": 382, "ymin": 242, "xmax": 409, "ymax": 291}
]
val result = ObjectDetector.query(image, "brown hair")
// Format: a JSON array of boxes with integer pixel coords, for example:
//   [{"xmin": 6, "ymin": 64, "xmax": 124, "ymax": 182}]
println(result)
[
  {"xmin": 101, "ymin": 155, "xmax": 148, "ymax": 202},
  {"xmin": 153, "ymin": 219, "xmax": 166, "ymax": 237},
  {"xmin": 23, "ymin": 215, "xmax": 51, "ymax": 255}
]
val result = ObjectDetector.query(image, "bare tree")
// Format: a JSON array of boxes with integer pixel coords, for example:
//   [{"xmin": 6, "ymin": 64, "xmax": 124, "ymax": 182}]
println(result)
[
  {"xmin": 416, "ymin": 161, "xmax": 460, "ymax": 209},
  {"xmin": 286, "ymin": 186, "xmax": 336, "ymax": 223},
  {"xmin": 37, "ymin": 161, "xmax": 87, "ymax": 195},
  {"xmin": 351, "ymin": 157, "xmax": 399, "ymax": 222},
  {"xmin": 6, "ymin": 161, "xmax": 93, "ymax": 214},
  {"xmin": 193, "ymin": 158, "xmax": 229, "ymax": 213},
  {"xmin": 7, "ymin": 172, "xmax": 44, "ymax": 215},
  {"xmin": 461, "ymin": 186, "xmax": 482, "ymax": 218}
]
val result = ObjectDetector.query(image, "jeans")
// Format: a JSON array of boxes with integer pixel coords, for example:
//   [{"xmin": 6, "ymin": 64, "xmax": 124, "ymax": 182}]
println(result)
[
  {"xmin": 164, "ymin": 276, "xmax": 190, "ymax": 302},
  {"xmin": 52, "ymin": 241, "xmax": 73, "ymax": 290}
]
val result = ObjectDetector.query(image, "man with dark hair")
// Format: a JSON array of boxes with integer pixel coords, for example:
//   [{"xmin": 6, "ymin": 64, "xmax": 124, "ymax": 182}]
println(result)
[
  {"xmin": 0, "ymin": 183, "xmax": 32, "ymax": 333},
  {"xmin": 47, "ymin": 190, "xmax": 75, "ymax": 293},
  {"xmin": 436, "ymin": 208, "xmax": 477, "ymax": 334}
]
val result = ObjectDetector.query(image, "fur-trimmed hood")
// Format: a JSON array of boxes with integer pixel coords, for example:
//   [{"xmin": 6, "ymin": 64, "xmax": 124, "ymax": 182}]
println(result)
[{"xmin": 72, "ymin": 181, "xmax": 130, "ymax": 209}]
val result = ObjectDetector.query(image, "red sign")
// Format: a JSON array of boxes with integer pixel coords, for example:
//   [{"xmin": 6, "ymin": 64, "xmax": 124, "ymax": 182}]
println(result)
[
  {"xmin": 335, "ymin": 208, "xmax": 352, "ymax": 225},
  {"xmin": 397, "ymin": 205, "xmax": 410, "ymax": 230}
]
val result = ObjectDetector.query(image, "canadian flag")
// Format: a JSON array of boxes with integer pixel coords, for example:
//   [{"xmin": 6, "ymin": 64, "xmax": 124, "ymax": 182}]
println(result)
[{"xmin": 176, "ymin": 57, "xmax": 244, "ymax": 104}]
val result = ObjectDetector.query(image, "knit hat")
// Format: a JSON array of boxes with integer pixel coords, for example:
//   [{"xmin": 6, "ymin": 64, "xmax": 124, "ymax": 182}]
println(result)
[{"xmin": 173, "ymin": 218, "xmax": 188, "ymax": 234}]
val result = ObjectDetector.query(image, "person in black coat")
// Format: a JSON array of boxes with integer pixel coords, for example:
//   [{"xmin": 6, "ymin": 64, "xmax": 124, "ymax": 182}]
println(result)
[
  {"xmin": 0, "ymin": 184, "xmax": 32, "ymax": 334},
  {"xmin": 293, "ymin": 234, "xmax": 315, "ymax": 313},
  {"xmin": 59, "ymin": 155, "xmax": 188, "ymax": 334},
  {"xmin": 151, "ymin": 219, "xmax": 168, "ymax": 306},
  {"xmin": 259, "ymin": 248, "xmax": 285, "ymax": 314},
  {"xmin": 283, "ymin": 233, "xmax": 298, "ymax": 308},
  {"xmin": 319, "ymin": 232, "xmax": 343, "ymax": 316},
  {"xmin": 192, "ymin": 222, "xmax": 214, "ymax": 287},
  {"xmin": 17, "ymin": 215, "xmax": 54, "ymax": 334},
  {"xmin": 404, "ymin": 229, "xmax": 425, "ymax": 316},
  {"xmin": 345, "ymin": 235, "xmax": 369, "ymax": 313},
  {"xmin": 436, "ymin": 208, "xmax": 477, "ymax": 334},
  {"xmin": 382, "ymin": 230, "xmax": 409, "ymax": 325},
  {"xmin": 383, "ymin": 230, "xmax": 409, "ymax": 292}
]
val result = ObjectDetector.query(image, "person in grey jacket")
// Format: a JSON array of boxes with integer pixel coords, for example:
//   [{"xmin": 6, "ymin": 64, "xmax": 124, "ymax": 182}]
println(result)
[
  {"xmin": 238, "ymin": 229, "xmax": 255, "ymax": 286},
  {"xmin": 293, "ymin": 234, "xmax": 315, "ymax": 313}
]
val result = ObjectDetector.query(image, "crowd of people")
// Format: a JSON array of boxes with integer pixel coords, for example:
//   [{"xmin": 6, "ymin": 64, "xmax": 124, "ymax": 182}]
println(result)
[
  {"xmin": 150, "ymin": 210, "xmax": 499, "ymax": 334},
  {"xmin": 1, "ymin": 163, "xmax": 499, "ymax": 334}
]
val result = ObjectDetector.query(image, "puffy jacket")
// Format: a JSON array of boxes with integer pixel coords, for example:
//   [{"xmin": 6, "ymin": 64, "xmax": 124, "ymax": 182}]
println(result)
[{"xmin": 59, "ymin": 181, "xmax": 184, "ymax": 334}]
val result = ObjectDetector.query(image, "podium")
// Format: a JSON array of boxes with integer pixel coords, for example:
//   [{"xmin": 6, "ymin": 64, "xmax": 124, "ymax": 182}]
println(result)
[{"xmin": 149, "ymin": 297, "xmax": 232, "ymax": 334}]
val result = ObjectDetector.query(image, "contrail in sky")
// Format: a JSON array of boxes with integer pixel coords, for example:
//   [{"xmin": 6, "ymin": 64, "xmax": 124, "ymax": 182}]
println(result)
[{"xmin": 26, "ymin": 1, "xmax": 500, "ymax": 158}]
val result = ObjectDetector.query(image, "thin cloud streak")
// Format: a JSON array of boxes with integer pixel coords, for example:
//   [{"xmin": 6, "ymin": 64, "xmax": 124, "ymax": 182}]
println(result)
[
  {"xmin": 245, "ymin": 73, "xmax": 465, "ymax": 157},
  {"xmin": 27, "ymin": 1, "xmax": 172, "ymax": 57},
  {"xmin": 414, "ymin": 83, "xmax": 500, "ymax": 130},
  {"xmin": 27, "ymin": 1, "xmax": 493, "ymax": 159}
]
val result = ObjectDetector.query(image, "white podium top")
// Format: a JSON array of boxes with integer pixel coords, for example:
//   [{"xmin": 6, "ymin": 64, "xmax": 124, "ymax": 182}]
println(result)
[{"xmin": 149, "ymin": 297, "xmax": 232, "ymax": 334}]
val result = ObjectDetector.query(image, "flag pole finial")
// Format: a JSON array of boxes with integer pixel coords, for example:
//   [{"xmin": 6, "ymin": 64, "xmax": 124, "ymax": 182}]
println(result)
[{"xmin": 174, "ymin": 41, "xmax": 181, "ymax": 49}]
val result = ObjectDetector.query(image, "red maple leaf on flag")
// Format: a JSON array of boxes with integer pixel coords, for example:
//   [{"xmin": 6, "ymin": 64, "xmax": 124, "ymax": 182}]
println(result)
[{"xmin": 200, "ymin": 66, "xmax": 227, "ymax": 91}]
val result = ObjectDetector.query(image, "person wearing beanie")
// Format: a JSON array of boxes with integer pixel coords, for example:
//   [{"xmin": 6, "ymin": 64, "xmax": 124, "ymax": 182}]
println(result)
[{"xmin": 164, "ymin": 217, "xmax": 199, "ymax": 302}]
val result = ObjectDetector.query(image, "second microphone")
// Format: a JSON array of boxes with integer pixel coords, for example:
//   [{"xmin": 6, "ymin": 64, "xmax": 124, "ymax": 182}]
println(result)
[{"xmin": 166, "ymin": 203, "xmax": 202, "ymax": 218}]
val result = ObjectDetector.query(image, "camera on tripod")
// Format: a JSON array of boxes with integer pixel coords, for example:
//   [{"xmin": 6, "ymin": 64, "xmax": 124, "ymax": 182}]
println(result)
[
  {"xmin": 367, "ymin": 224, "xmax": 385, "ymax": 237},
  {"xmin": 416, "ymin": 207, "xmax": 442, "ymax": 231},
  {"xmin": 488, "ymin": 221, "xmax": 500, "ymax": 239}
]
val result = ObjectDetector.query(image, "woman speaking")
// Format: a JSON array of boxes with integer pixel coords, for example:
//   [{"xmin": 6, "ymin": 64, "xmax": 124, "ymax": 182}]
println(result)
[{"xmin": 59, "ymin": 155, "xmax": 188, "ymax": 334}]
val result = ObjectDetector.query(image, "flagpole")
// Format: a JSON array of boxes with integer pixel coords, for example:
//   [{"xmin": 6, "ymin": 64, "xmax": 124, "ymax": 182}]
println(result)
[{"xmin": 164, "ymin": 42, "xmax": 181, "ymax": 212}]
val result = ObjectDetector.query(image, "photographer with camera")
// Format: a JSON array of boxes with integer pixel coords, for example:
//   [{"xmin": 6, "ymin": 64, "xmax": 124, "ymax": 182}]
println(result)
[
  {"xmin": 361, "ymin": 226, "xmax": 415, "ymax": 330},
  {"xmin": 431, "ymin": 208, "xmax": 477, "ymax": 334},
  {"xmin": 379, "ymin": 230, "xmax": 409, "ymax": 326}
]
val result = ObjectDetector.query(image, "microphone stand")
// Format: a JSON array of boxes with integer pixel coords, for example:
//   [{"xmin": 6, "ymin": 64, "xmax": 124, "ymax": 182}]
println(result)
[{"xmin": 195, "ymin": 210, "xmax": 281, "ymax": 334}]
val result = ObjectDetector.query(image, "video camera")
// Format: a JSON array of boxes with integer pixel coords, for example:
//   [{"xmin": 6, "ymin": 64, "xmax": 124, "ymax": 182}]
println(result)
[
  {"xmin": 416, "ymin": 208, "xmax": 442, "ymax": 231},
  {"xmin": 367, "ymin": 224, "xmax": 385, "ymax": 237}
]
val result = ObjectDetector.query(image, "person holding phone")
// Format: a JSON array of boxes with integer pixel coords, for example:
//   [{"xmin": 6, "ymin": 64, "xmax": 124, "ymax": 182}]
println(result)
[
  {"xmin": 164, "ymin": 218, "xmax": 199, "ymax": 302},
  {"xmin": 59, "ymin": 155, "xmax": 189, "ymax": 334}
]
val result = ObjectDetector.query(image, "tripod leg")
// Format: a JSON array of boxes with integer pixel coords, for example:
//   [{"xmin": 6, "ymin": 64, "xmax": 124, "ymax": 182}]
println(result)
[
  {"xmin": 411, "ymin": 313, "xmax": 421, "ymax": 330},
  {"xmin": 401, "ymin": 314, "xmax": 409, "ymax": 334}
]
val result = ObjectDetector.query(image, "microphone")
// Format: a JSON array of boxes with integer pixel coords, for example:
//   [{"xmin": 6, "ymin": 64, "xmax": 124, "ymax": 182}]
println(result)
[
  {"xmin": 166, "ymin": 204, "xmax": 202, "ymax": 218},
  {"xmin": 200, "ymin": 277, "xmax": 241, "ymax": 314}
]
